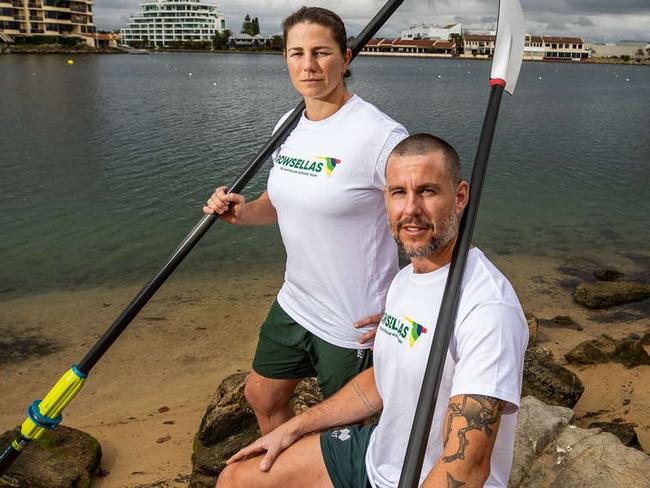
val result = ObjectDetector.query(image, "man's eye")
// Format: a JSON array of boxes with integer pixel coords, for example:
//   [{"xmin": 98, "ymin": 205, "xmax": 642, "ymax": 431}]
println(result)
[
  {"xmin": 391, "ymin": 190, "xmax": 406, "ymax": 196},
  {"xmin": 421, "ymin": 189, "xmax": 436, "ymax": 195}
]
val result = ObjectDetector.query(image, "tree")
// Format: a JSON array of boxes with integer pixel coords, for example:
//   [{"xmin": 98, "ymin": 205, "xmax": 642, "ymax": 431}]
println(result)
[
  {"xmin": 213, "ymin": 29, "xmax": 230, "ymax": 49},
  {"xmin": 251, "ymin": 17, "xmax": 260, "ymax": 36},
  {"xmin": 270, "ymin": 34, "xmax": 283, "ymax": 50},
  {"xmin": 449, "ymin": 33, "xmax": 463, "ymax": 55}
]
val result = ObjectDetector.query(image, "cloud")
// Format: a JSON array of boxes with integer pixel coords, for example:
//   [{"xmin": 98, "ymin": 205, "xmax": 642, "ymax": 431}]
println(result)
[{"xmin": 94, "ymin": 0, "xmax": 650, "ymax": 41}]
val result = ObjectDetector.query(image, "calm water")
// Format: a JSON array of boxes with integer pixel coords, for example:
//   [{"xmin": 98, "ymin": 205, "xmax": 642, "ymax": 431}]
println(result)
[{"xmin": 1, "ymin": 53, "xmax": 649, "ymax": 296}]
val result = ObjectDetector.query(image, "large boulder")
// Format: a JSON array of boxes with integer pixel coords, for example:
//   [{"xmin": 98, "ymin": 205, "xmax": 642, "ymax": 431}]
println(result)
[
  {"xmin": 522, "ymin": 347, "xmax": 584, "ymax": 408},
  {"xmin": 190, "ymin": 373, "xmax": 323, "ymax": 488},
  {"xmin": 587, "ymin": 422, "xmax": 642, "ymax": 449},
  {"xmin": 565, "ymin": 334, "xmax": 650, "ymax": 368},
  {"xmin": 510, "ymin": 397, "xmax": 650, "ymax": 487},
  {"xmin": 574, "ymin": 281, "xmax": 650, "ymax": 309},
  {"xmin": 0, "ymin": 425, "xmax": 101, "ymax": 488}
]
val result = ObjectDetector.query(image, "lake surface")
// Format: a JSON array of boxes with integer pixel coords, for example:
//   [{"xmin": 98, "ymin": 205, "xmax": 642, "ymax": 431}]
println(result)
[{"xmin": 1, "ymin": 53, "xmax": 649, "ymax": 296}]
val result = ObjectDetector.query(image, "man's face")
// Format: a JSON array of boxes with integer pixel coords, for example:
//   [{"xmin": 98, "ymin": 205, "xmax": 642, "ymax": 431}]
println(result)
[{"xmin": 384, "ymin": 151, "xmax": 468, "ymax": 259}]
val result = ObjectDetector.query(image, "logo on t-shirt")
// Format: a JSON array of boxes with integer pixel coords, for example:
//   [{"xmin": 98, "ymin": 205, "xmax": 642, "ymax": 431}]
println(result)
[
  {"xmin": 275, "ymin": 154, "xmax": 342, "ymax": 178},
  {"xmin": 318, "ymin": 156, "xmax": 342, "ymax": 177},
  {"xmin": 379, "ymin": 313, "xmax": 428, "ymax": 348}
]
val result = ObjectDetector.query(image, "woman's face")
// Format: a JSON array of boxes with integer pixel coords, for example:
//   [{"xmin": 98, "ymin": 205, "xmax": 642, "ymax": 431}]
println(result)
[{"xmin": 284, "ymin": 22, "xmax": 351, "ymax": 102}]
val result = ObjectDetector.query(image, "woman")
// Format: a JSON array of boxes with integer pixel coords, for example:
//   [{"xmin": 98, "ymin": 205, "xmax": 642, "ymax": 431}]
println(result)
[{"xmin": 203, "ymin": 7, "xmax": 408, "ymax": 434}]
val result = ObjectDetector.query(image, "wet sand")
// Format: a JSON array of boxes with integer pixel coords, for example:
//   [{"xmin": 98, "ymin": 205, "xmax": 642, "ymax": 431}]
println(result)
[{"xmin": 1, "ymin": 253, "xmax": 648, "ymax": 487}]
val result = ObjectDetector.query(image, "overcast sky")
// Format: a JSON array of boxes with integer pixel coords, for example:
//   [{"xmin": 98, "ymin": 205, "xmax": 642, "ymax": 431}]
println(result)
[{"xmin": 95, "ymin": 0, "xmax": 650, "ymax": 42}]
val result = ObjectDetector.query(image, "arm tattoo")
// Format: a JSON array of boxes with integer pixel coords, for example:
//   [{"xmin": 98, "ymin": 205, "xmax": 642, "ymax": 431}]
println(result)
[
  {"xmin": 446, "ymin": 472, "xmax": 466, "ymax": 487},
  {"xmin": 351, "ymin": 377, "xmax": 377, "ymax": 415},
  {"xmin": 442, "ymin": 395, "xmax": 504, "ymax": 463}
]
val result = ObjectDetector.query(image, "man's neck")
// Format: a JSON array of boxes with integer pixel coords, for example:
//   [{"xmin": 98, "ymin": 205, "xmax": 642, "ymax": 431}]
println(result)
[{"xmin": 411, "ymin": 236, "xmax": 459, "ymax": 274}]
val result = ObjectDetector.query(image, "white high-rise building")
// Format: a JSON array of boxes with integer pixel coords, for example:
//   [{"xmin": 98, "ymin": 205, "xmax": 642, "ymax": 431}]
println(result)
[
  {"xmin": 120, "ymin": 0, "xmax": 225, "ymax": 47},
  {"xmin": 400, "ymin": 23, "xmax": 462, "ymax": 41}
]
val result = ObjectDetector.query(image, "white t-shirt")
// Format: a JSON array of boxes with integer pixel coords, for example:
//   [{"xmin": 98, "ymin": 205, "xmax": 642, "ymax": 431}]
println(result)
[
  {"xmin": 267, "ymin": 95, "xmax": 408, "ymax": 349},
  {"xmin": 366, "ymin": 248, "xmax": 529, "ymax": 488}
]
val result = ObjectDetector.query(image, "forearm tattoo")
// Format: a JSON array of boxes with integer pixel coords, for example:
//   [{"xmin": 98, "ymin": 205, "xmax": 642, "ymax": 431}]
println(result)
[
  {"xmin": 442, "ymin": 395, "xmax": 504, "ymax": 463},
  {"xmin": 446, "ymin": 473, "xmax": 466, "ymax": 487},
  {"xmin": 351, "ymin": 377, "xmax": 377, "ymax": 415}
]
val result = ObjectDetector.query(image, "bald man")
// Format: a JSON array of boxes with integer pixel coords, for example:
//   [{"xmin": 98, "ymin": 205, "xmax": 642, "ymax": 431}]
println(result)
[{"xmin": 216, "ymin": 133, "xmax": 528, "ymax": 488}]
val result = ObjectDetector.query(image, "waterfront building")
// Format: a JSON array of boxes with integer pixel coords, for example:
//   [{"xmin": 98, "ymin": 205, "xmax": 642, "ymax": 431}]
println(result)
[
  {"xmin": 401, "ymin": 23, "xmax": 461, "ymax": 41},
  {"xmin": 463, "ymin": 34, "xmax": 496, "ymax": 56},
  {"xmin": 228, "ymin": 33, "xmax": 269, "ymax": 48},
  {"xmin": 586, "ymin": 41, "xmax": 649, "ymax": 60},
  {"xmin": 120, "ymin": 0, "xmax": 225, "ymax": 47},
  {"xmin": 463, "ymin": 34, "xmax": 588, "ymax": 61},
  {"xmin": 363, "ymin": 38, "xmax": 455, "ymax": 57},
  {"xmin": 0, "ymin": 0, "xmax": 96, "ymax": 46},
  {"xmin": 542, "ymin": 36, "xmax": 588, "ymax": 60},
  {"xmin": 524, "ymin": 34, "xmax": 545, "ymax": 60}
]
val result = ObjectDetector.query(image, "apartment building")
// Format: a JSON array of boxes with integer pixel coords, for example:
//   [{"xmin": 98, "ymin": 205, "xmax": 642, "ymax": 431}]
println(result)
[
  {"xmin": 120, "ymin": 0, "xmax": 225, "ymax": 47},
  {"xmin": 0, "ymin": 0, "xmax": 95, "ymax": 45}
]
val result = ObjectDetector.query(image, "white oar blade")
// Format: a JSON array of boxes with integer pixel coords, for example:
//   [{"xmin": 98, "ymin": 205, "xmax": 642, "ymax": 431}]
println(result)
[{"xmin": 490, "ymin": 0, "xmax": 525, "ymax": 94}]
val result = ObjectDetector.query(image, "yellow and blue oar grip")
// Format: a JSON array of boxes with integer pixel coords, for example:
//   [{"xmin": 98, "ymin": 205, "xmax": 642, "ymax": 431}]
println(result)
[{"xmin": 20, "ymin": 366, "xmax": 87, "ymax": 441}]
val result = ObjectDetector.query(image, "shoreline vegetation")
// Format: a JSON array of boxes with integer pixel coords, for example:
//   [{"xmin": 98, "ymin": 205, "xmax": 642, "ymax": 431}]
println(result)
[{"xmin": 2, "ymin": 43, "xmax": 649, "ymax": 66}]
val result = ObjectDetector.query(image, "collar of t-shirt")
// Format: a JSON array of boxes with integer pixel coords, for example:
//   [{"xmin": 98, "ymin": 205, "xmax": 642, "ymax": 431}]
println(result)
[{"xmin": 299, "ymin": 94, "xmax": 360, "ymax": 128}]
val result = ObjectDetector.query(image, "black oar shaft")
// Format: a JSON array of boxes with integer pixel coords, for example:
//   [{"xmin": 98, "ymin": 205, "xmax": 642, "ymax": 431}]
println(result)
[{"xmin": 397, "ymin": 83, "xmax": 505, "ymax": 488}]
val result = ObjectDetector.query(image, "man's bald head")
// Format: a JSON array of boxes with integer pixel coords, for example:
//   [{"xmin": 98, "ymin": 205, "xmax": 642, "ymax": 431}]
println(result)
[{"xmin": 388, "ymin": 133, "xmax": 462, "ymax": 187}]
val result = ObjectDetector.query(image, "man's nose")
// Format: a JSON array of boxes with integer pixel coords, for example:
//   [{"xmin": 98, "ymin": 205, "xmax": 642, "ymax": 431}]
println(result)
[{"xmin": 403, "ymin": 193, "xmax": 422, "ymax": 216}]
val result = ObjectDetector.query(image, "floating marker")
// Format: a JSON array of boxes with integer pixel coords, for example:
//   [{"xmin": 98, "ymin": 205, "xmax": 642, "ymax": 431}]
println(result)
[
  {"xmin": 437, "ymin": 74, "xmax": 442, "ymax": 78},
  {"xmin": 188, "ymin": 72, "xmax": 192, "ymax": 76},
  {"xmin": 538, "ymin": 76, "xmax": 542, "ymax": 80},
  {"xmin": 212, "ymin": 82, "xmax": 217, "ymax": 86},
  {"xmin": 66, "ymin": 59, "xmax": 74, "ymax": 65},
  {"xmin": 626, "ymin": 78, "xmax": 630, "ymax": 82}
]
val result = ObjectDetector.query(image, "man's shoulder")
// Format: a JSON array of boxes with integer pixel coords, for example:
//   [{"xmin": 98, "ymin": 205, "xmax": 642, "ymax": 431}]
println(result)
[{"xmin": 463, "ymin": 248, "xmax": 521, "ymax": 308}]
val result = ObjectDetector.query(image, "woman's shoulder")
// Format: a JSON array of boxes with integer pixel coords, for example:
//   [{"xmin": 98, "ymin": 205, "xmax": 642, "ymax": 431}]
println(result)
[{"xmin": 347, "ymin": 94, "xmax": 406, "ymax": 134}]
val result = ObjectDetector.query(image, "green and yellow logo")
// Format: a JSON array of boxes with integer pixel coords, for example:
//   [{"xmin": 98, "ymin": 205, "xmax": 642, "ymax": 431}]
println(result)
[
  {"xmin": 317, "ymin": 156, "xmax": 342, "ymax": 177},
  {"xmin": 379, "ymin": 313, "xmax": 428, "ymax": 348},
  {"xmin": 275, "ymin": 154, "xmax": 342, "ymax": 178}
]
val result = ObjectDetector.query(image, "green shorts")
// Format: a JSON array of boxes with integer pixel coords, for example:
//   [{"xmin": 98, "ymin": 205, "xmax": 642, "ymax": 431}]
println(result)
[
  {"xmin": 252, "ymin": 300, "xmax": 372, "ymax": 398},
  {"xmin": 320, "ymin": 424, "xmax": 376, "ymax": 488}
]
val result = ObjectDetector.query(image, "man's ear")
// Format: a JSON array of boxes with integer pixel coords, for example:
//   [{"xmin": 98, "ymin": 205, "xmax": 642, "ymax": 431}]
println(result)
[{"xmin": 456, "ymin": 180, "xmax": 470, "ymax": 210}]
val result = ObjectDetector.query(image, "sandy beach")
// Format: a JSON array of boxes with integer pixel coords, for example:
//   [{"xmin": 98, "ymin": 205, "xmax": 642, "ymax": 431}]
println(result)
[{"xmin": 1, "ymin": 252, "xmax": 648, "ymax": 487}]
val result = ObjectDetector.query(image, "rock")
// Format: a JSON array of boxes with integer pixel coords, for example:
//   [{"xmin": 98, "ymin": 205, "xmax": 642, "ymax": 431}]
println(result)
[
  {"xmin": 509, "ymin": 396, "xmax": 574, "ymax": 487},
  {"xmin": 525, "ymin": 313, "xmax": 538, "ymax": 348},
  {"xmin": 190, "ymin": 373, "xmax": 323, "ymax": 488},
  {"xmin": 0, "ymin": 425, "xmax": 101, "ymax": 488},
  {"xmin": 539, "ymin": 315, "xmax": 583, "ymax": 331},
  {"xmin": 641, "ymin": 331, "xmax": 650, "ymax": 346},
  {"xmin": 588, "ymin": 422, "xmax": 641, "ymax": 449},
  {"xmin": 544, "ymin": 427, "xmax": 650, "ymax": 487},
  {"xmin": 593, "ymin": 267, "xmax": 625, "ymax": 282},
  {"xmin": 510, "ymin": 398, "xmax": 650, "ymax": 487},
  {"xmin": 565, "ymin": 334, "xmax": 650, "ymax": 368},
  {"xmin": 522, "ymin": 347, "xmax": 585, "ymax": 408},
  {"xmin": 574, "ymin": 281, "xmax": 650, "ymax": 309}
]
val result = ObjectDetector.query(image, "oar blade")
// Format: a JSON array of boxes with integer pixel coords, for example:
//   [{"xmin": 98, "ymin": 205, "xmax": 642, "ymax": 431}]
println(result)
[{"xmin": 490, "ymin": 0, "xmax": 525, "ymax": 94}]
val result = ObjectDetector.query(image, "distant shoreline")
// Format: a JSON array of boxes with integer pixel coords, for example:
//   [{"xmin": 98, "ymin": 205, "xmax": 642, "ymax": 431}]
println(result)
[{"xmin": 2, "ymin": 45, "xmax": 648, "ymax": 66}]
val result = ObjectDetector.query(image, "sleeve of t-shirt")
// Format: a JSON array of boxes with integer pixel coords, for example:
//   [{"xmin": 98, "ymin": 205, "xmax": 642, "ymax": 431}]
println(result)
[
  {"xmin": 449, "ymin": 301, "xmax": 528, "ymax": 413},
  {"xmin": 372, "ymin": 125, "xmax": 409, "ymax": 189}
]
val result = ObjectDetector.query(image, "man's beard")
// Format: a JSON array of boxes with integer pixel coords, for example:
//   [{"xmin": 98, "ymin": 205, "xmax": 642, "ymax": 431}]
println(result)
[{"xmin": 393, "ymin": 208, "xmax": 459, "ymax": 258}]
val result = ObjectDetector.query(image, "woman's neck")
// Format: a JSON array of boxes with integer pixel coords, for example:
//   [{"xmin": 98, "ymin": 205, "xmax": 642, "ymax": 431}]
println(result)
[{"xmin": 304, "ymin": 85, "xmax": 352, "ymax": 121}]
